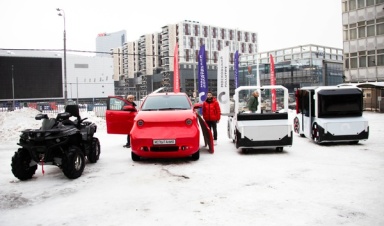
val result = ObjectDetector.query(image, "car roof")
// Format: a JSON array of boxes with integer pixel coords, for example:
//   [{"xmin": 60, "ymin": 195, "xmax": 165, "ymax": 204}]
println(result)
[{"xmin": 147, "ymin": 92, "xmax": 188, "ymax": 97}]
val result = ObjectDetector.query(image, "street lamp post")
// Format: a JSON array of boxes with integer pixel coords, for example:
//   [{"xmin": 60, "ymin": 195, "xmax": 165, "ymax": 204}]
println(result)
[
  {"xmin": 57, "ymin": 8, "xmax": 67, "ymax": 105},
  {"xmin": 12, "ymin": 65, "xmax": 15, "ymax": 110}
]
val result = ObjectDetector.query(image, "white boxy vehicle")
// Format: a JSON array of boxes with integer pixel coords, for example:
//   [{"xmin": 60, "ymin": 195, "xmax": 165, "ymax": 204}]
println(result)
[
  {"xmin": 227, "ymin": 85, "xmax": 293, "ymax": 153},
  {"xmin": 293, "ymin": 85, "xmax": 369, "ymax": 144}
]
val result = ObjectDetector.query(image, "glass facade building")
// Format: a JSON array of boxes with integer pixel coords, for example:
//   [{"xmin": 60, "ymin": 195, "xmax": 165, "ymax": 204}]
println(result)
[{"xmin": 240, "ymin": 44, "xmax": 344, "ymax": 93}]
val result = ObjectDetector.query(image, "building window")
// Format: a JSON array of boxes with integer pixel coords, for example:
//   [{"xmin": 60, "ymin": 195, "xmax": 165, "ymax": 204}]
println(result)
[
  {"xmin": 359, "ymin": 56, "xmax": 367, "ymax": 67},
  {"xmin": 368, "ymin": 55, "xmax": 376, "ymax": 67},
  {"xmin": 366, "ymin": 0, "xmax": 374, "ymax": 6},
  {"xmin": 349, "ymin": 0, "xmax": 356, "ymax": 10},
  {"xmin": 377, "ymin": 19, "xmax": 384, "ymax": 35},
  {"xmin": 343, "ymin": 27, "xmax": 349, "ymax": 41},
  {"xmin": 357, "ymin": 0, "xmax": 365, "ymax": 8},
  {"xmin": 377, "ymin": 55, "xmax": 384, "ymax": 66},
  {"xmin": 367, "ymin": 24, "xmax": 375, "ymax": 37},
  {"xmin": 345, "ymin": 58, "xmax": 350, "ymax": 69},
  {"xmin": 377, "ymin": 0, "xmax": 384, "ymax": 3},
  {"xmin": 377, "ymin": 49, "xmax": 384, "ymax": 66},
  {"xmin": 342, "ymin": 1, "xmax": 348, "ymax": 12},
  {"xmin": 357, "ymin": 22, "xmax": 366, "ymax": 38},
  {"xmin": 292, "ymin": 47, "xmax": 301, "ymax": 53},
  {"xmin": 350, "ymin": 27, "xmax": 357, "ymax": 40},
  {"xmin": 350, "ymin": 57, "xmax": 358, "ymax": 68}
]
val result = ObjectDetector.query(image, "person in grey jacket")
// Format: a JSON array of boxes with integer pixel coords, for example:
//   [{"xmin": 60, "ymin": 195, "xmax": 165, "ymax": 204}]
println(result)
[{"xmin": 247, "ymin": 90, "xmax": 259, "ymax": 113}]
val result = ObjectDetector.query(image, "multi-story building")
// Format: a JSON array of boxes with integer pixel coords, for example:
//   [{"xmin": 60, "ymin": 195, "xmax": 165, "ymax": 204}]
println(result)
[
  {"xmin": 112, "ymin": 20, "xmax": 258, "ymax": 98},
  {"xmin": 96, "ymin": 30, "xmax": 126, "ymax": 57},
  {"xmin": 341, "ymin": 0, "xmax": 384, "ymax": 82},
  {"xmin": 0, "ymin": 50, "xmax": 114, "ymax": 105}
]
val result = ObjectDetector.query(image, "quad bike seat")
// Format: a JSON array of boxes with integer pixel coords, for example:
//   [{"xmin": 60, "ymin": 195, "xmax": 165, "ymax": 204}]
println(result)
[
  {"xmin": 63, "ymin": 105, "xmax": 82, "ymax": 127},
  {"xmin": 41, "ymin": 118, "xmax": 57, "ymax": 130}
]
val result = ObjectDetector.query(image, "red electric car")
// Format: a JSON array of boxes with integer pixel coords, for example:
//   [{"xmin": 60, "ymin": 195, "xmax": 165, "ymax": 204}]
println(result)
[{"xmin": 106, "ymin": 92, "xmax": 212, "ymax": 161}]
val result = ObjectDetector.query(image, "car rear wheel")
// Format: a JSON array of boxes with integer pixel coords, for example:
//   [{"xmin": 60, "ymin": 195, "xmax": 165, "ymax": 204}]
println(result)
[
  {"xmin": 241, "ymin": 148, "xmax": 249, "ymax": 154},
  {"xmin": 311, "ymin": 123, "xmax": 320, "ymax": 143},
  {"xmin": 131, "ymin": 151, "xmax": 140, "ymax": 161},
  {"xmin": 293, "ymin": 117, "xmax": 300, "ymax": 134},
  {"xmin": 276, "ymin": 147, "xmax": 283, "ymax": 152}
]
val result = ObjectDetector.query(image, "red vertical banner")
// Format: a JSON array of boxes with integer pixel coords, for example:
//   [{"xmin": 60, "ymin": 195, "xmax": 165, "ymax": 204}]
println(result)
[
  {"xmin": 173, "ymin": 43, "xmax": 180, "ymax": 93},
  {"xmin": 269, "ymin": 54, "xmax": 277, "ymax": 111}
]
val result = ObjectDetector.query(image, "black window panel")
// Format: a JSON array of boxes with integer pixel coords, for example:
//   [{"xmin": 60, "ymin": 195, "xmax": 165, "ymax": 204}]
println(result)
[
  {"xmin": 318, "ymin": 89, "xmax": 363, "ymax": 118},
  {"xmin": 0, "ymin": 56, "xmax": 62, "ymax": 99}
]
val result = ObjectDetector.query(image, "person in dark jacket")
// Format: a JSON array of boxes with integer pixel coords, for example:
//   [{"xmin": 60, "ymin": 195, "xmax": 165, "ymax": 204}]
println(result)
[
  {"xmin": 202, "ymin": 91, "xmax": 221, "ymax": 145},
  {"xmin": 247, "ymin": 90, "xmax": 259, "ymax": 113},
  {"xmin": 123, "ymin": 95, "xmax": 137, "ymax": 148}
]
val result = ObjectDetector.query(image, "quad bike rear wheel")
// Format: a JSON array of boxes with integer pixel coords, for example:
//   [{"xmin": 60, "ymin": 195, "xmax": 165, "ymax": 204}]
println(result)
[
  {"xmin": 62, "ymin": 146, "xmax": 85, "ymax": 179},
  {"xmin": 11, "ymin": 148, "xmax": 37, "ymax": 181},
  {"xmin": 87, "ymin": 138, "xmax": 100, "ymax": 163}
]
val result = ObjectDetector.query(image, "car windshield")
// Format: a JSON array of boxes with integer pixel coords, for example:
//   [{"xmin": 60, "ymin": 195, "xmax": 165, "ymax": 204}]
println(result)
[{"xmin": 141, "ymin": 95, "xmax": 191, "ymax": 111}]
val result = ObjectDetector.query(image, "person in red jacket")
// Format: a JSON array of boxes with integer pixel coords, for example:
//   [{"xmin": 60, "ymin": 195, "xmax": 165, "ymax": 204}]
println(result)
[{"xmin": 202, "ymin": 91, "xmax": 221, "ymax": 145}]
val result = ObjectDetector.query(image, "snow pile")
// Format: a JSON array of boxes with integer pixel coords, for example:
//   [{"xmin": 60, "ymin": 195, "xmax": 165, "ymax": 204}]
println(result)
[{"xmin": 0, "ymin": 108, "xmax": 106, "ymax": 143}]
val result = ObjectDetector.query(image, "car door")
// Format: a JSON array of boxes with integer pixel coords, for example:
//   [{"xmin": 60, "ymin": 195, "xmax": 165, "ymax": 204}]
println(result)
[{"xmin": 105, "ymin": 96, "xmax": 137, "ymax": 134}]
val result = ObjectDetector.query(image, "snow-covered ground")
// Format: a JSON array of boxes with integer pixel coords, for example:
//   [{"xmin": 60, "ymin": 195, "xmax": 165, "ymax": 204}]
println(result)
[{"xmin": 0, "ymin": 108, "xmax": 383, "ymax": 226}]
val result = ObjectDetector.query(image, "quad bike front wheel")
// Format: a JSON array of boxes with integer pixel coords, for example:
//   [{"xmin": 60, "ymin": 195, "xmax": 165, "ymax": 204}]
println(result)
[
  {"xmin": 62, "ymin": 146, "xmax": 85, "ymax": 179},
  {"xmin": 87, "ymin": 137, "xmax": 100, "ymax": 163},
  {"xmin": 11, "ymin": 148, "xmax": 37, "ymax": 181}
]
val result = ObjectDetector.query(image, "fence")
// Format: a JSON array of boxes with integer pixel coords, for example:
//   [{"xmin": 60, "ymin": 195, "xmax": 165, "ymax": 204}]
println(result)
[{"xmin": 0, "ymin": 104, "xmax": 107, "ymax": 119}]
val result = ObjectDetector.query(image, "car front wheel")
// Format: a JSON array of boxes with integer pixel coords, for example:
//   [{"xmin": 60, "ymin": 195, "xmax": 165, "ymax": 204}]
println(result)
[
  {"xmin": 131, "ymin": 151, "xmax": 140, "ymax": 161},
  {"xmin": 191, "ymin": 150, "xmax": 200, "ymax": 161}
]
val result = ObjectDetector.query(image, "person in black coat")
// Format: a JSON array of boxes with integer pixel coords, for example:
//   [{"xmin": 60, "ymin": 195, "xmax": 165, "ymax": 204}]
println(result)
[{"xmin": 123, "ymin": 95, "xmax": 136, "ymax": 148}]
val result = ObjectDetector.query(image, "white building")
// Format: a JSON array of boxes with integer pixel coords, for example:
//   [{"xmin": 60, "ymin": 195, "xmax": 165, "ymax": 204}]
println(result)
[
  {"xmin": 96, "ymin": 30, "xmax": 126, "ymax": 57},
  {"xmin": 0, "ymin": 50, "xmax": 114, "ymax": 102},
  {"xmin": 342, "ymin": 0, "xmax": 384, "ymax": 82}
]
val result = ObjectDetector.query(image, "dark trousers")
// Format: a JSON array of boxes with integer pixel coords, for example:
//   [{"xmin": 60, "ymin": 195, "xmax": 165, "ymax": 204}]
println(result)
[
  {"xmin": 206, "ymin": 121, "xmax": 217, "ymax": 140},
  {"xmin": 126, "ymin": 134, "xmax": 130, "ymax": 145}
]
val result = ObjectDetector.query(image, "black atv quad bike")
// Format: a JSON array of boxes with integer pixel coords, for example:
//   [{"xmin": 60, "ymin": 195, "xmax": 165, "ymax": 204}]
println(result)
[{"xmin": 11, "ymin": 105, "xmax": 100, "ymax": 180}]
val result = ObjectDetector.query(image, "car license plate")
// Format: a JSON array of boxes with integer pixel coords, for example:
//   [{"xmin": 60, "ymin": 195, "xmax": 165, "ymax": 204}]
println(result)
[{"xmin": 153, "ymin": 139, "xmax": 176, "ymax": 145}]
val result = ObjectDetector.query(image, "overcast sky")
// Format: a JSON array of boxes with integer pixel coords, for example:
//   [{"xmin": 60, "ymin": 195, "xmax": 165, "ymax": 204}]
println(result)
[{"xmin": 0, "ymin": 0, "xmax": 343, "ymax": 53}]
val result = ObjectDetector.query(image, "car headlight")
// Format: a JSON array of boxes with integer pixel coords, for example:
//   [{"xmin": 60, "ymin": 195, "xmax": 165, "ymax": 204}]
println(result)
[
  {"xmin": 137, "ymin": 120, "xmax": 144, "ymax": 127},
  {"xmin": 185, "ymin": 118, "xmax": 193, "ymax": 125}
]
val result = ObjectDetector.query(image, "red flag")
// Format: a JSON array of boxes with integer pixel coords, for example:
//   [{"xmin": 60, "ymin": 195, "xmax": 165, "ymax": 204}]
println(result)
[
  {"xmin": 173, "ymin": 43, "xmax": 180, "ymax": 93},
  {"xmin": 269, "ymin": 54, "xmax": 277, "ymax": 111}
]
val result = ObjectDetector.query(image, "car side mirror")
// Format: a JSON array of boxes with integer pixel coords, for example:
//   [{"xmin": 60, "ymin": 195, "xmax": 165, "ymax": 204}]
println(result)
[
  {"xmin": 193, "ymin": 103, "xmax": 202, "ymax": 109},
  {"xmin": 123, "ymin": 105, "xmax": 137, "ymax": 112}
]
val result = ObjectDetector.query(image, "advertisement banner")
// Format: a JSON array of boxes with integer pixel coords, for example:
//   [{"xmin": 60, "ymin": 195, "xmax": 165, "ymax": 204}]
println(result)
[
  {"xmin": 173, "ymin": 43, "xmax": 180, "ymax": 93},
  {"xmin": 234, "ymin": 50, "xmax": 239, "ymax": 88},
  {"xmin": 198, "ymin": 45, "xmax": 208, "ymax": 103},
  {"xmin": 269, "ymin": 54, "xmax": 277, "ymax": 111},
  {"xmin": 217, "ymin": 46, "xmax": 230, "ymax": 114}
]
